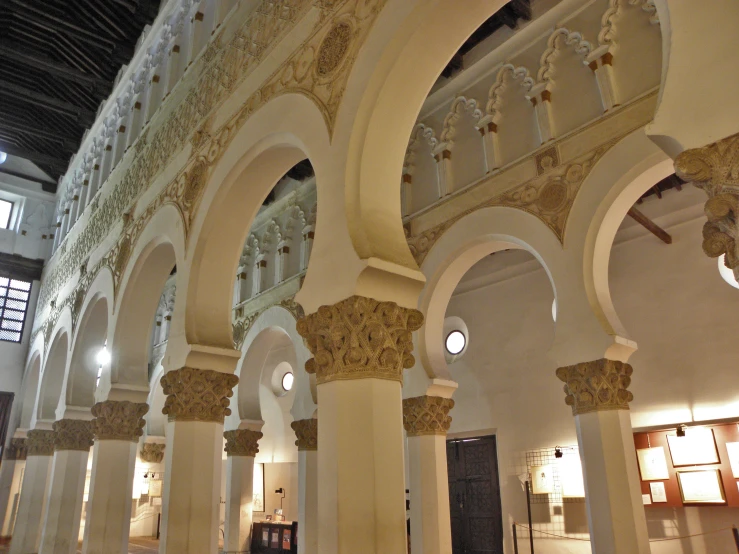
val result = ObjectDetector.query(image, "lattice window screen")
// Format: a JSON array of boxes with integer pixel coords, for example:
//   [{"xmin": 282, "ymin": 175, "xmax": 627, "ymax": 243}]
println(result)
[{"xmin": 0, "ymin": 278, "xmax": 31, "ymax": 343}]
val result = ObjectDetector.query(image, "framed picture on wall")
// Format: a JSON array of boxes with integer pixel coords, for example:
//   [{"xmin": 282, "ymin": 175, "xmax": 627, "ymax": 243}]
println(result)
[
  {"xmin": 530, "ymin": 465, "xmax": 554, "ymax": 494},
  {"xmin": 649, "ymin": 481, "xmax": 667, "ymax": 503},
  {"xmin": 637, "ymin": 447, "xmax": 670, "ymax": 481},
  {"xmin": 253, "ymin": 462, "xmax": 265, "ymax": 512},
  {"xmin": 677, "ymin": 470, "xmax": 726, "ymax": 504},
  {"xmin": 725, "ymin": 442, "xmax": 739, "ymax": 478},
  {"xmin": 148, "ymin": 479, "xmax": 163, "ymax": 497},
  {"xmin": 667, "ymin": 427, "xmax": 719, "ymax": 467}
]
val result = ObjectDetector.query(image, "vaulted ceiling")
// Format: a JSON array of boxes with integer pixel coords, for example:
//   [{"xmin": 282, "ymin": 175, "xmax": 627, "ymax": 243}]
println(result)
[{"xmin": 0, "ymin": 0, "xmax": 161, "ymax": 191}]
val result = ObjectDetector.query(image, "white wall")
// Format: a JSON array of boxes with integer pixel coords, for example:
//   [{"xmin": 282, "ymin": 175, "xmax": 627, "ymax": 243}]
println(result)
[{"xmin": 443, "ymin": 186, "xmax": 739, "ymax": 553}]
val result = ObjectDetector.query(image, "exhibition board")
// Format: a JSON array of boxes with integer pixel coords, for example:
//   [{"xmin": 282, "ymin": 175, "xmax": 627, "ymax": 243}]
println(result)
[{"xmin": 633, "ymin": 422, "xmax": 739, "ymax": 507}]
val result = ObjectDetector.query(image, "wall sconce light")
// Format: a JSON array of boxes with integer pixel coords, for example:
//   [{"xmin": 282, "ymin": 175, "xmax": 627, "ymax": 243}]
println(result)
[
  {"xmin": 275, "ymin": 487, "xmax": 286, "ymax": 511},
  {"xmin": 677, "ymin": 424, "xmax": 687, "ymax": 437},
  {"xmin": 554, "ymin": 446, "xmax": 563, "ymax": 459}
]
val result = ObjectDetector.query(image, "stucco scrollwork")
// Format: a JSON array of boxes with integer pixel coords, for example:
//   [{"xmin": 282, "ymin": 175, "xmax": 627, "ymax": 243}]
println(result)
[
  {"xmin": 223, "ymin": 429, "xmax": 263, "ymax": 457},
  {"xmin": 140, "ymin": 443, "xmax": 166, "ymax": 463},
  {"xmin": 555, "ymin": 358, "xmax": 634, "ymax": 416},
  {"xmin": 291, "ymin": 419, "xmax": 318, "ymax": 451},
  {"xmin": 296, "ymin": 295, "xmax": 424, "ymax": 385},
  {"xmin": 675, "ymin": 132, "xmax": 739, "ymax": 280},
  {"xmin": 91, "ymin": 400, "xmax": 149, "ymax": 442},
  {"xmin": 161, "ymin": 367, "xmax": 239, "ymax": 423},
  {"xmin": 402, "ymin": 396, "xmax": 455, "ymax": 437},
  {"xmin": 53, "ymin": 419, "xmax": 94, "ymax": 452}
]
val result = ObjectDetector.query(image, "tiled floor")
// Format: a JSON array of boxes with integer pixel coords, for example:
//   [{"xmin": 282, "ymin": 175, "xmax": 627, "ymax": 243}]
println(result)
[{"xmin": 0, "ymin": 537, "xmax": 160, "ymax": 553}]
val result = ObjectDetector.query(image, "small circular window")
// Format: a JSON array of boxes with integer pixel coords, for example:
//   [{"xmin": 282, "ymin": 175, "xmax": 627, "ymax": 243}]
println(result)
[
  {"xmin": 445, "ymin": 330, "xmax": 466, "ymax": 355},
  {"xmin": 282, "ymin": 372, "xmax": 294, "ymax": 391}
]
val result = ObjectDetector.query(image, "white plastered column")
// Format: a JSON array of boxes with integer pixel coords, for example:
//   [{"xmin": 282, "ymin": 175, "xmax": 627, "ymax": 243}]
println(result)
[
  {"xmin": 39, "ymin": 419, "xmax": 94, "ymax": 554},
  {"xmin": 556, "ymin": 359, "xmax": 649, "ymax": 554},
  {"xmin": 9, "ymin": 430, "xmax": 55, "ymax": 554},
  {"xmin": 0, "ymin": 437, "xmax": 28, "ymax": 540},
  {"xmin": 403, "ymin": 396, "xmax": 455, "ymax": 554},
  {"xmin": 82, "ymin": 401, "xmax": 149, "ymax": 554},
  {"xmin": 291, "ymin": 419, "xmax": 318, "ymax": 554},
  {"xmin": 158, "ymin": 363, "xmax": 239, "ymax": 554},
  {"xmin": 223, "ymin": 428, "xmax": 263, "ymax": 554},
  {"xmin": 297, "ymin": 296, "xmax": 423, "ymax": 554}
]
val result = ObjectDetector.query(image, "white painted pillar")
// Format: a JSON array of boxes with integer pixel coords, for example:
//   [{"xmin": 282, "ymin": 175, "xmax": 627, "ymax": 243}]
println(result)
[
  {"xmin": 39, "ymin": 419, "xmax": 94, "ymax": 554},
  {"xmin": 291, "ymin": 419, "xmax": 318, "ymax": 554},
  {"xmin": 0, "ymin": 437, "xmax": 27, "ymax": 540},
  {"xmin": 300, "ymin": 229, "xmax": 314, "ymax": 272},
  {"xmin": 82, "ymin": 401, "xmax": 148, "ymax": 554},
  {"xmin": 587, "ymin": 47, "xmax": 619, "ymax": 112},
  {"xmin": 403, "ymin": 396, "xmax": 454, "ymax": 554},
  {"xmin": 477, "ymin": 117, "xmax": 501, "ymax": 172},
  {"xmin": 433, "ymin": 146, "xmax": 453, "ymax": 198},
  {"xmin": 88, "ymin": 158, "xmax": 102, "ymax": 200},
  {"xmin": 159, "ymin": 366, "xmax": 239, "ymax": 554},
  {"xmin": 51, "ymin": 221, "xmax": 62, "ymax": 253},
  {"xmin": 9, "ymin": 430, "xmax": 55, "ymax": 554},
  {"xmin": 126, "ymin": 96, "xmax": 145, "ymax": 150},
  {"xmin": 556, "ymin": 359, "xmax": 649, "ymax": 554},
  {"xmin": 68, "ymin": 194, "xmax": 81, "ymax": 225},
  {"xmin": 276, "ymin": 244, "xmax": 290, "ymax": 285},
  {"xmin": 297, "ymin": 296, "xmax": 423, "ymax": 554},
  {"xmin": 60, "ymin": 209, "xmax": 71, "ymax": 240},
  {"xmin": 223, "ymin": 429, "xmax": 262, "ymax": 553},
  {"xmin": 252, "ymin": 258, "xmax": 266, "ymax": 296},
  {"xmin": 527, "ymin": 83, "xmax": 555, "ymax": 143},
  {"xmin": 100, "ymin": 143, "xmax": 114, "ymax": 184}
]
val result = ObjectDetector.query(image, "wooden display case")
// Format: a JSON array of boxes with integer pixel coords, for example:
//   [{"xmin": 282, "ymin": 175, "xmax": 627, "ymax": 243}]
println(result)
[{"xmin": 251, "ymin": 521, "xmax": 298, "ymax": 553}]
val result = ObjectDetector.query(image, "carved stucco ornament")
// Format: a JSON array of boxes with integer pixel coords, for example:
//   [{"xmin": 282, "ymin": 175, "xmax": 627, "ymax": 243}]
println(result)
[
  {"xmin": 291, "ymin": 419, "xmax": 318, "ymax": 451},
  {"xmin": 555, "ymin": 358, "xmax": 634, "ymax": 416},
  {"xmin": 223, "ymin": 429, "xmax": 263, "ymax": 457},
  {"xmin": 402, "ymin": 396, "xmax": 455, "ymax": 436},
  {"xmin": 296, "ymin": 295, "xmax": 424, "ymax": 385},
  {"xmin": 161, "ymin": 367, "xmax": 239, "ymax": 423},
  {"xmin": 140, "ymin": 443, "xmax": 165, "ymax": 464},
  {"xmin": 675, "ymin": 132, "xmax": 739, "ymax": 279},
  {"xmin": 316, "ymin": 20, "xmax": 354, "ymax": 77},
  {"xmin": 53, "ymin": 419, "xmax": 94, "ymax": 452},
  {"xmin": 4, "ymin": 438, "xmax": 27, "ymax": 460},
  {"xmin": 91, "ymin": 400, "xmax": 149, "ymax": 442},
  {"xmin": 26, "ymin": 430, "xmax": 55, "ymax": 456}
]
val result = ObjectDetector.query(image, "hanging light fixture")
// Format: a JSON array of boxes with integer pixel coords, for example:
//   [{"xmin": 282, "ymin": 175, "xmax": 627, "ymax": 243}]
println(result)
[
  {"xmin": 96, "ymin": 346, "xmax": 111, "ymax": 365},
  {"xmin": 718, "ymin": 254, "xmax": 739, "ymax": 289}
]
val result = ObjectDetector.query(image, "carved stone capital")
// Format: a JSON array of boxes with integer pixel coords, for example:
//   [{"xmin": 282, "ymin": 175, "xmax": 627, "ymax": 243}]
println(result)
[
  {"xmin": 140, "ymin": 443, "xmax": 165, "ymax": 464},
  {"xmin": 402, "ymin": 396, "xmax": 455, "ymax": 437},
  {"xmin": 4, "ymin": 438, "xmax": 27, "ymax": 460},
  {"xmin": 26, "ymin": 430, "xmax": 55, "ymax": 456},
  {"xmin": 53, "ymin": 420, "xmax": 94, "ymax": 452},
  {"xmin": 674, "ymin": 132, "xmax": 739, "ymax": 197},
  {"xmin": 291, "ymin": 419, "xmax": 317, "ymax": 451},
  {"xmin": 91, "ymin": 401, "xmax": 149, "ymax": 442},
  {"xmin": 675, "ymin": 133, "xmax": 739, "ymax": 280},
  {"xmin": 223, "ymin": 429, "xmax": 262, "ymax": 457},
  {"xmin": 161, "ymin": 367, "xmax": 239, "ymax": 423},
  {"xmin": 555, "ymin": 359, "xmax": 634, "ymax": 416},
  {"xmin": 296, "ymin": 295, "xmax": 424, "ymax": 385}
]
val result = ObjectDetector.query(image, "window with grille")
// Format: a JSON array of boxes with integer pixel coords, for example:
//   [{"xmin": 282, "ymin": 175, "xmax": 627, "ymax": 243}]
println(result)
[
  {"xmin": 0, "ymin": 200, "xmax": 13, "ymax": 230},
  {"xmin": 0, "ymin": 278, "xmax": 31, "ymax": 343}
]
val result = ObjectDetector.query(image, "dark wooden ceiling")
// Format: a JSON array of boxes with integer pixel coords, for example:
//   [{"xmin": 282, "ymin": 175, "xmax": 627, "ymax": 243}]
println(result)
[{"xmin": 0, "ymin": 0, "xmax": 161, "ymax": 191}]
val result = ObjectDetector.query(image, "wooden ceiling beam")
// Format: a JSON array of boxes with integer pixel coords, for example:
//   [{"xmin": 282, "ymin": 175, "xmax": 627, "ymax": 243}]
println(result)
[
  {"xmin": 0, "ymin": 43, "xmax": 109, "ymax": 88},
  {"xmin": 0, "ymin": 121, "xmax": 78, "ymax": 150},
  {"xmin": 0, "ymin": 167, "xmax": 56, "ymax": 192},
  {"xmin": 0, "ymin": 142, "xmax": 70, "ymax": 171},
  {"xmin": 0, "ymin": 81, "xmax": 95, "ymax": 123},
  {"xmin": 627, "ymin": 207, "xmax": 672, "ymax": 244}
]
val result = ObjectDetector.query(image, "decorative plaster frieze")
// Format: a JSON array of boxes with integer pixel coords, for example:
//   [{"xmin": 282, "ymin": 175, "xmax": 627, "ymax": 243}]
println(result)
[
  {"xmin": 4, "ymin": 438, "xmax": 27, "ymax": 460},
  {"xmin": 296, "ymin": 295, "xmax": 423, "ymax": 385}
]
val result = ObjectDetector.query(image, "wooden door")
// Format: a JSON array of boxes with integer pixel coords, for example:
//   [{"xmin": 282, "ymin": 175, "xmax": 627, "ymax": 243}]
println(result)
[{"xmin": 447, "ymin": 436, "xmax": 504, "ymax": 554}]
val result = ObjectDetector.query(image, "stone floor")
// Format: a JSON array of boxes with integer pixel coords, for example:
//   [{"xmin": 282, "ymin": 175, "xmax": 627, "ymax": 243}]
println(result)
[{"xmin": 0, "ymin": 537, "xmax": 160, "ymax": 553}]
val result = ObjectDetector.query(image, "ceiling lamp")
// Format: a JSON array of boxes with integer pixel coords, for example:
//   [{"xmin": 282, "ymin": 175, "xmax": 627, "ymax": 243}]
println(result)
[
  {"xmin": 282, "ymin": 372, "xmax": 294, "ymax": 391},
  {"xmin": 718, "ymin": 254, "xmax": 739, "ymax": 289},
  {"xmin": 445, "ymin": 330, "xmax": 466, "ymax": 355},
  {"xmin": 0, "ymin": 152, "xmax": 6, "ymax": 165},
  {"xmin": 96, "ymin": 346, "xmax": 111, "ymax": 366}
]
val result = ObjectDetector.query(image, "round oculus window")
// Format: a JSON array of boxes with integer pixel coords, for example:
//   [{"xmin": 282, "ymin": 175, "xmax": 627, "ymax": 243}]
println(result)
[
  {"xmin": 282, "ymin": 372, "xmax": 294, "ymax": 391},
  {"xmin": 445, "ymin": 330, "xmax": 466, "ymax": 355}
]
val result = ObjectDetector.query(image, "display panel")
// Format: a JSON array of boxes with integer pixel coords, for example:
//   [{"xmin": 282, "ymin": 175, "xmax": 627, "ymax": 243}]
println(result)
[
  {"xmin": 677, "ymin": 470, "xmax": 726, "ymax": 504},
  {"xmin": 637, "ymin": 447, "xmax": 670, "ymax": 481},
  {"xmin": 530, "ymin": 465, "xmax": 554, "ymax": 494},
  {"xmin": 649, "ymin": 481, "xmax": 667, "ymax": 503},
  {"xmin": 666, "ymin": 427, "xmax": 719, "ymax": 467}
]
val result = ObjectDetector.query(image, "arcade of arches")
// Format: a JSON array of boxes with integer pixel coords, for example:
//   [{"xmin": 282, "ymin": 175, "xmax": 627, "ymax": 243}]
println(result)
[{"xmin": 0, "ymin": 1, "xmax": 737, "ymax": 553}]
